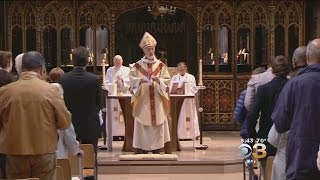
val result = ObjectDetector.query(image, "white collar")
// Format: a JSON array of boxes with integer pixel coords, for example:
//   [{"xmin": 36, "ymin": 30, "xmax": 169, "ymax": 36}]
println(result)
[
  {"xmin": 114, "ymin": 66, "xmax": 122, "ymax": 71},
  {"xmin": 141, "ymin": 56, "xmax": 157, "ymax": 64}
]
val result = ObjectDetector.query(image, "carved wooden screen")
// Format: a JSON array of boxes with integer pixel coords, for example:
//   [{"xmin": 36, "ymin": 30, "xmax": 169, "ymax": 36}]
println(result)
[
  {"xmin": 218, "ymin": 8, "xmax": 232, "ymax": 72},
  {"xmin": 95, "ymin": 5, "xmax": 109, "ymax": 66},
  {"xmin": 25, "ymin": 4, "xmax": 37, "ymax": 52},
  {"xmin": 42, "ymin": 3, "xmax": 58, "ymax": 68},
  {"xmin": 10, "ymin": 3, "xmax": 23, "ymax": 58},
  {"xmin": 201, "ymin": 2, "xmax": 235, "ymax": 130},
  {"xmin": 236, "ymin": 6, "xmax": 251, "ymax": 73},
  {"xmin": 59, "ymin": 7, "xmax": 73, "ymax": 66},
  {"xmin": 288, "ymin": 5, "xmax": 300, "ymax": 62},
  {"xmin": 253, "ymin": 6, "xmax": 268, "ymax": 66},
  {"xmin": 202, "ymin": 6, "xmax": 215, "ymax": 66},
  {"xmin": 274, "ymin": 5, "xmax": 285, "ymax": 56},
  {"xmin": 78, "ymin": 2, "xmax": 110, "ymax": 68}
]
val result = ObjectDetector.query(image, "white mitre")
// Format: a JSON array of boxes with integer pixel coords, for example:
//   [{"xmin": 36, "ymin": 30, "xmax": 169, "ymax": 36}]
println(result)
[{"xmin": 139, "ymin": 32, "xmax": 157, "ymax": 49}]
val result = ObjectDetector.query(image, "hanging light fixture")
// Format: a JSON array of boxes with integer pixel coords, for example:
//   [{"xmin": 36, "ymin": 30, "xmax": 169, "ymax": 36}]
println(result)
[{"xmin": 147, "ymin": 0, "xmax": 177, "ymax": 19}]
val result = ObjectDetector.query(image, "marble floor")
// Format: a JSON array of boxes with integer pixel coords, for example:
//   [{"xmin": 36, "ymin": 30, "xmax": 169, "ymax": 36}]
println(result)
[
  {"xmin": 97, "ymin": 131, "xmax": 242, "ymax": 162},
  {"xmin": 98, "ymin": 173, "xmax": 243, "ymax": 180},
  {"xmin": 97, "ymin": 131, "xmax": 244, "ymax": 175}
]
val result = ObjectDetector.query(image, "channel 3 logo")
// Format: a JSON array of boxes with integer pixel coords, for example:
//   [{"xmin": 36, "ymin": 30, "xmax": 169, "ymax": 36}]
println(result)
[{"xmin": 238, "ymin": 143, "xmax": 267, "ymax": 159}]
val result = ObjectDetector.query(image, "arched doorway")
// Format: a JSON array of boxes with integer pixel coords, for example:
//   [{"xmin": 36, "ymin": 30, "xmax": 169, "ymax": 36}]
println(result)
[{"xmin": 115, "ymin": 6, "xmax": 197, "ymax": 75}]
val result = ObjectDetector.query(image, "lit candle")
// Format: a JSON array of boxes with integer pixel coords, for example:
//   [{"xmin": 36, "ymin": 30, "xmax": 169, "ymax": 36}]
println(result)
[
  {"xmin": 102, "ymin": 59, "xmax": 106, "ymax": 87},
  {"xmin": 103, "ymin": 53, "xmax": 106, "ymax": 60},
  {"xmin": 224, "ymin": 53, "xmax": 228, "ymax": 64},
  {"xmin": 199, "ymin": 59, "xmax": 203, "ymax": 86},
  {"xmin": 70, "ymin": 49, "xmax": 73, "ymax": 63}
]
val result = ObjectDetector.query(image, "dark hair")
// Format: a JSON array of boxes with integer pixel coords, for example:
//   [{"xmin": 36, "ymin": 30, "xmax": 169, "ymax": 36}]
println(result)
[
  {"xmin": 73, "ymin": 46, "xmax": 89, "ymax": 67},
  {"xmin": 0, "ymin": 51, "xmax": 12, "ymax": 68},
  {"xmin": 271, "ymin": 55, "xmax": 290, "ymax": 76},
  {"xmin": 177, "ymin": 62, "xmax": 187, "ymax": 68},
  {"xmin": 49, "ymin": 68, "xmax": 64, "ymax": 82},
  {"xmin": 21, "ymin": 51, "xmax": 45, "ymax": 72},
  {"xmin": 252, "ymin": 67, "xmax": 266, "ymax": 75}
]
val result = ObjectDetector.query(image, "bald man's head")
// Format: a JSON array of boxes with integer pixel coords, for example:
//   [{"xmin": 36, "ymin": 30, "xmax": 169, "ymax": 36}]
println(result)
[
  {"xmin": 306, "ymin": 39, "xmax": 320, "ymax": 65},
  {"xmin": 113, "ymin": 55, "xmax": 123, "ymax": 68},
  {"xmin": 292, "ymin": 46, "xmax": 307, "ymax": 68}
]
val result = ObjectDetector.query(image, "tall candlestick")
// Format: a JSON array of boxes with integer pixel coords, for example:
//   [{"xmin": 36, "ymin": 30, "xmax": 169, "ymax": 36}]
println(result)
[
  {"xmin": 199, "ymin": 59, "xmax": 203, "ymax": 86},
  {"xmin": 102, "ymin": 59, "xmax": 106, "ymax": 86},
  {"xmin": 103, "ymin": 53, "xmax": 106, "ymax": 60},
  {"xmin": 105, "ymin": 48, "xmax": 108, "ymax": 54}
]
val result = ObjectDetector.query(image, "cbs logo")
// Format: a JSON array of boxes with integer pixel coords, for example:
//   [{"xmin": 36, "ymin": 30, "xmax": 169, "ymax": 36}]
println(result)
[{"xmin": 238, "ymin": 143, "xmax": 267, "ymax": 159}]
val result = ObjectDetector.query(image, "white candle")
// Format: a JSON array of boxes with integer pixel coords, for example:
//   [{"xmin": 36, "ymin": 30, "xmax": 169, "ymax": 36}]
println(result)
[
  {"xmin": 102, "ymin": 59, "xmax": 106, "ymax": 86},
  {"xmin": 110, "ymin": 84, "xmax": 117, "ymax": 96},
  {"xmin": 185, "ymin": 82, "xmax": 192, "ymax": 95},
  {"xmin": 70, "ymin": 49, "xmax": 73, "ymax": 63},
  {"xmin": 199, "ymin": 59, "xmax": 203, "ymax": 86},
  {"xmin": 210, "ymin": 53, "xmax": 213, "ymax": 60}
]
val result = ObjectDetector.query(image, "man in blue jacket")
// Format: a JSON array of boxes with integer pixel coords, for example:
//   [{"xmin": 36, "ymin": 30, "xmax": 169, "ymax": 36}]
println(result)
[{"xmin": 272, "ymin": 39, "xmax": 320, "ymax": 180}]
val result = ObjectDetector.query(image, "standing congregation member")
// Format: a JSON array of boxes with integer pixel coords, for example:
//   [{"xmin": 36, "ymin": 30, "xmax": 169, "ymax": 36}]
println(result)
[
  {"xmin": 245, "ymin": 63, "xmax": 274, "ymax": 112},
  {"xmin": 0, "ymin": 51, "xmax": 71, "ymax": 179},
  {"xmin": 0, "ymin": 51, "xmax": 14, "ymax": 87},
  {"xmin": 59, "ymin": 47, "xmax": 102, "ymax": 178},
  {"xmin": 0, "ymin": 51, "xmax": 14, "ymax": 179},
  {"xmin": 247, "ymin": 56, "xmax": 289, "ymax": 180},
  {"xmin": 49, "ymin": 68, "xmax": 83, "ymax": 160},
  {"xmin": 268, "ymin": 46, "xmax": 307, "ymax": 180},
  {"xmin": 14, "ymin": 53, "xmax": 24, "ymax": 75},
  {"xmin": 169, "ymin": 62, "xmax": 200, "ymax": 140},
  {"xmin": 234, "ymin": 67, "xmax": 266, "ymax": 141},
  {"xmin": 234, "ymin": 67, "xmax": 266, "ymax": 180},
  {"xmin": 105, "ymin": 55, "xmax": 130, "ymax": 139},
  {"xmin": 129, "ymin": 32, "xmax": 171, "ymax": 154},
  {"xmin": 288, "ymin": 46, "xmax": 307, "ymax": 78},
  {"xmin": 272, "ymin": 39, "xmax": 320, "ymax": 180}
]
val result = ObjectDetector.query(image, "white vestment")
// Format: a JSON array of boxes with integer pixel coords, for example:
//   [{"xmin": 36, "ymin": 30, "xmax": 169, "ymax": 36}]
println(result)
[
  {"xmin": 129, "ymin": 57, "xmax": 171, "ymax": 151},
  {"xmin": 169, "ymin": 73, "xmax": 200, "ymax": 139},
  {"xmin": 105, "ymin": 66, "xmax": 130, "ymax": 136}
]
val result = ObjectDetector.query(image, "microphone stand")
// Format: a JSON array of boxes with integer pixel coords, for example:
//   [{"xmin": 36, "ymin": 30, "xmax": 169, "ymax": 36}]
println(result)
[{"xmin": 195, "ymin": 85, "xmax": 208, "ymax": 150}]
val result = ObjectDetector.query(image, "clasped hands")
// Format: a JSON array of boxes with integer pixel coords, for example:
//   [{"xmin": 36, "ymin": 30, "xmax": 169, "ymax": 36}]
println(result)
[{"xmin": 140, "ymin": 76, "xmax": 160, "ymax": 85}]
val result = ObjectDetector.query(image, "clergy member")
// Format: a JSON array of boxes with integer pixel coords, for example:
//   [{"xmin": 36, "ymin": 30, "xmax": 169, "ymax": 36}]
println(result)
[
  {"xmin": 106, "ymin": 55, "xmax": 130, "ymax": 139},
  {"xmin": 129, "ymin": 32, "xmax": 171, "ymax": 154},
  {"xmin": 169, "ymin": 62, "xmax": 200, "ymax": 140}
]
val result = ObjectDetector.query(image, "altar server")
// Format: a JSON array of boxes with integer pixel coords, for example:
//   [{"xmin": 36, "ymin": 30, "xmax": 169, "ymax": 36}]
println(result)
[
  {"xmin": 169, "ymin": 62, "xmax": 200, "ymax": 140},
  {"xmin": 105, "ymin": 55, "xmax": 130, "ymax": 138}
]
